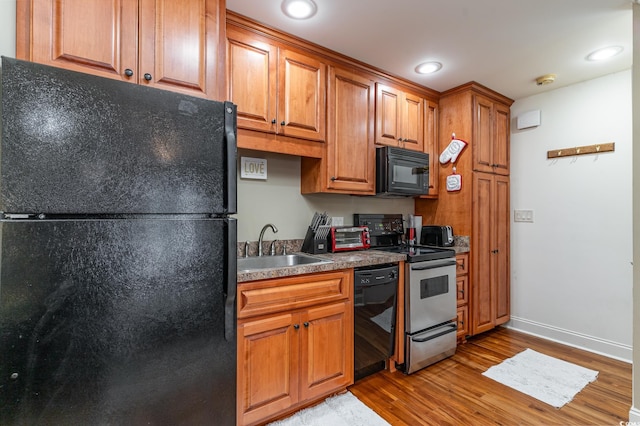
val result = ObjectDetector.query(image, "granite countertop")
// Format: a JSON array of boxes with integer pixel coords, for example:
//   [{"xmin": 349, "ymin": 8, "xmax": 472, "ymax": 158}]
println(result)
[
  {"xmin": 237, "ymin": 242, "xmax": 470, "ymax": 283},
  {"xmin": 237, "ymin": 249, "xmax": 406, "ymax": 283}
]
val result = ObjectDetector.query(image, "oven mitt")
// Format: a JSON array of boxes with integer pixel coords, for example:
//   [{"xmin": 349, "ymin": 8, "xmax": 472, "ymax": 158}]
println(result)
[{"xmin": 440, "ymin": 137, "xmax": 467, "ymax": 164}]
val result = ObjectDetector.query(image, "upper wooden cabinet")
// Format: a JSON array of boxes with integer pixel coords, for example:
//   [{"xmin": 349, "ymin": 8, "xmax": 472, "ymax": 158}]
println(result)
[
  {"xmin": 375, "ymin": 83, "xmax": 424, "ymax": 152},
  {"xmin": 226, "ymin": 24, "xmax": 326, "ymax": 143},
  {"xmin": 301, "ymin": 66, "xmax": 376, "ymax": 195},
  {"xmin": 473, "ymin": 94, "xmax": 511, "ymax": 175},
  {"xmin": 16, "ymin": 0, "xmax": 226, "ymax": 100}
]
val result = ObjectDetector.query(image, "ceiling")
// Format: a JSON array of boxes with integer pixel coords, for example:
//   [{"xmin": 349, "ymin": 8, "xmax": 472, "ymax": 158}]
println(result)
[{"xmin": 225, "ymin": 0, "xmax": 633, "ymax": 101}]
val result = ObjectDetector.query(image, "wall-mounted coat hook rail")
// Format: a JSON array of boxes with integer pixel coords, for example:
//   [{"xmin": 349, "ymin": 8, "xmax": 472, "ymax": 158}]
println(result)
[{"xmin": 547, "ymin": 142, "xmax": 615, "ymax": 159}]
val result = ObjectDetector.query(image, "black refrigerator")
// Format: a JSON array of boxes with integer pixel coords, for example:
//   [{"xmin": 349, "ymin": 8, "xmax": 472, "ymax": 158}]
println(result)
[{"xmin": 0, "ymin": 57, "xmax": 237, "ymax": 425}]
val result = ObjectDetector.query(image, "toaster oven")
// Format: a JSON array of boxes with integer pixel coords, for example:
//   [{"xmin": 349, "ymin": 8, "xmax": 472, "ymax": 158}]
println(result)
[{"xmin": 329, "ymin": 226, "xmax": 370, "ymax": 252}]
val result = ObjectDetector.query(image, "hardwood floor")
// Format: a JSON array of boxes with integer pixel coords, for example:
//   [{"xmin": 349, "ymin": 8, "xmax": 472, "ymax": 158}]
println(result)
[{"xmin": 348, "ymin": 327, "xmax": 632, "ymax": 425}]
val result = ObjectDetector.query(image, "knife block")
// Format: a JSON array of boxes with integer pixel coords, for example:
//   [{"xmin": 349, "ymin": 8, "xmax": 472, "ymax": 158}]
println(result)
[{"xmin": 301, "ymin": 227, "xmax": 328, "ymax": 254}]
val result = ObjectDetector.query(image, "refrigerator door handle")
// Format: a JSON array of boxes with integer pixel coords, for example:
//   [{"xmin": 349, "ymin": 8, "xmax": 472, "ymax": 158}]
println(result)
[
  {"xmin": 224, "ymin": 101, "xmax": 237, "ymax": 215},
  {"xmin": 224, "ymin": 218, "xmax": 237, "ymax": 342}
]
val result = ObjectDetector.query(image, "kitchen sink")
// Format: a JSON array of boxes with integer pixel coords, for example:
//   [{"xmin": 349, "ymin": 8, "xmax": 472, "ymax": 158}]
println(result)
[{"xmin": 237, "ymin": 254, "xmax": 332, "ymax": 272}]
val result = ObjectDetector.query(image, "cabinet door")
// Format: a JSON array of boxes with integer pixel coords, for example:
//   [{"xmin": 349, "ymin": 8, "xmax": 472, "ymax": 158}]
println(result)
[
  {"xmin": 472, "ymin": 173, "xmax": 510, "ymax": 335},
  {"xmin": 326, "ymin": 67, "xmax": 375, "ymax": 193},
  {"xmin": 375, "ymin": 83, "xmax": 401, "ymax": 147},
  {"xmin": 278, "ymin": 49, "xmax": 327, "ymax": 141},
  {"xmin": 473, "ymin": 94, "xmax": 495, "ymax": 174},
  {"xmin": 472, "ymin": 172, "xmax": 494, "ymax": 334},
  {"xmin": 226, "ymin": 26, "xmax": 278, "ymax": 133},
  {"xmin": 401, "ymin": 91, "xmax": 424, "ymax": 151},
  {"xmin": 494, "ymin": 175, "xmax": 510, "ymax": 324},
  {"xmin": 28, "ymin": 0, "xmax": 138, "ymax": 81},
  {"xmin": 299, "ymin": 301, "xmax": 353, "ymax": 402},
  {"xmin": 138, "ymin": 0, "xmax": 224, "ymax": 99},
  {"xmin": 492, "ymin": 103, "xmax": 511, "ymax": 175},
  {"xmin": 238, "ymin": 313, "xmax": 299, "ymax": 426},
  {"xmin": 424, "ymin": 100, "xmax": 439, "ymax": 196}
]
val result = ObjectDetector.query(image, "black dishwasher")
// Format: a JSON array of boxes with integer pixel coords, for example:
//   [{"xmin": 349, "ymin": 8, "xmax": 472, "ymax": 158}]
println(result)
[{"xmin": 353, "ymin": 264, "xmax": 398, "ymax": 381}]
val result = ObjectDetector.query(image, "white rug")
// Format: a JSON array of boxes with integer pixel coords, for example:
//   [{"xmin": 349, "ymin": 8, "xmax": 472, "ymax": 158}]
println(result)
[
  {"xmin": 267, "ymin": 391, "xmax": 390, "ymax": 426},
  {"xmin": 482, "ymin": 348, "xmax": 599, "ymax": 408}
]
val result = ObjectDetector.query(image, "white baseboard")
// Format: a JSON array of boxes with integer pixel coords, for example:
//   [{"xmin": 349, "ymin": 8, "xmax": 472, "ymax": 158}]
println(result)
[
  {"xmin": 505, "ymin": 316, "xmax": 632, "ymax": 363},
  {"xmin": 629, "ymin": 406, "xmax": 640, "ymax": 422}
]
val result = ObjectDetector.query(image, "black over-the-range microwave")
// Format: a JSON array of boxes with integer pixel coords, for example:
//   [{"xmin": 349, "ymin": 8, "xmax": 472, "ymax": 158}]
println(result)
[{"xmin": 376, "ymin": 146, "xmax": 430, "ymax": 197}]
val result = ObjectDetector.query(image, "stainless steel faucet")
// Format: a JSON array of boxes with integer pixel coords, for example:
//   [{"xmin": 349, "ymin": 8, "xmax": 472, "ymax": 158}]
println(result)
[{"xmin": 258, "ymin": 223, "xmax": 278, "ymax": 256}]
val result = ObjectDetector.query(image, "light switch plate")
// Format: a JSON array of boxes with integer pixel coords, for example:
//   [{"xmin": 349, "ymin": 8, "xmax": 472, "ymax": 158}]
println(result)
[{"xmin": 514, "ymin": 210, "xmax": 534, "ymax": 223}]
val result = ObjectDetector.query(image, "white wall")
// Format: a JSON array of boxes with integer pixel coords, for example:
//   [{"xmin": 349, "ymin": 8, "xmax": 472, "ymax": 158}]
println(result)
[
  {"xmin": 0, "ymin": 1, "xmax": 16, "ymax": 58},
  {"xmin": 235, "ymin": 149, "xmax": 414, "ymax": 242},
  {"xmin": 509, "ymin": 70, "xmax": 633, "ymax": 361}
]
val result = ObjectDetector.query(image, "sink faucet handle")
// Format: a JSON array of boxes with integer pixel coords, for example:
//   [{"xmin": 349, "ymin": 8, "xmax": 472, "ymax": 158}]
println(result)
[
  {"xmin": 244, "ymin": 241, "xmax": 250, "ymax": 258},
  {"xmin": 282, "ymin": 243, "xmax": 287, "ymax": 255},
  {"xmin": 270, "ymin": 240, "xmax": 278, "ymax": 256}
]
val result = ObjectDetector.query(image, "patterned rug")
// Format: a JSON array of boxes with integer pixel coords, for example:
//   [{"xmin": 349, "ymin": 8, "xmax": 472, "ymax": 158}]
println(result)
[
  {"xmin": 482, "ymin": 348, "xmax": 599, "ymax": 408},
  {"xmin": 267, "ymin": 391, "xmax": 390, "ymax": 426}
]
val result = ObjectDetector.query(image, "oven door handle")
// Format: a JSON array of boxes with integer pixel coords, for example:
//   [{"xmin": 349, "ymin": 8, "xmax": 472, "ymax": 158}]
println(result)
[
  {"xmin": 410, "ymin": 260, "xmax": 456, "ymax": 270},
  {"xmin": 411, "ymin": 323, "xmax": 457, "ymax": 343}
]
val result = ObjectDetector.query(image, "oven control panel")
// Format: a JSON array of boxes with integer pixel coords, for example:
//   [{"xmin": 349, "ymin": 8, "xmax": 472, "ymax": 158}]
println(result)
[{"xmin": 353, "ymin": 214, "xmax": 404, "ymax": 238}]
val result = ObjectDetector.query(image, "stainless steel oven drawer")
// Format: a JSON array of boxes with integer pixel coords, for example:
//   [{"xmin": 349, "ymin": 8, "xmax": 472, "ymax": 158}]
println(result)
[{"xmin": 405, "ymin": 321, "xmax": 457, "ymax": 374}]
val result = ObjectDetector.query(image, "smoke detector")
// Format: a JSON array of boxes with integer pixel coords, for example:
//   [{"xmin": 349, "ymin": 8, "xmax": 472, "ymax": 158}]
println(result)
[{"xmin": 536, "ymin": 74, "xmax": 556, "ymax": 86}]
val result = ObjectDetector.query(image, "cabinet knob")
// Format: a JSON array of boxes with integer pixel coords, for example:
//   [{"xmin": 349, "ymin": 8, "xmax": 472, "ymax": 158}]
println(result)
[
  {"xmin": 271, "ymin": 119, "xmax": 276, "ymax": 124},
  {"xmin": 144, "ymin": 73, "xmax": 152, "ymax": 81},
  {"xmin": 330, "ymin": 176, "xmax": 336, "ymax": 181},
  {"xmin": 124, "ymin": 68, "xmax": 134, "ymax": 77},
  {"xmin": 303, "ymin": 322, "xmax": 309, "ymax": 328},
  {"xmin": 293, "ymin": 324, "xmax": 300, "ymax": 330},
  {"xmin": 491, "ymin": 249, "xmax": 499, "ymax": 254},
  {"xmin": 281, "ymin": 121, "xmax": 286, "ymax": 126}
]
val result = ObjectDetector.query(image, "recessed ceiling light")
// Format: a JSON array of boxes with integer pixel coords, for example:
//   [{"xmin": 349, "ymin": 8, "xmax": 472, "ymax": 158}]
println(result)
[
  {"xmin": 415, "ymin": 61, "xmax": 442, "ymax": 74},
  {"xmin": 281, "ymin": 0, "xmax": 317, "ymax": 20},
  {"xmin": 586, "ymin": 46, "xmax": 623, "ymax": 61}
]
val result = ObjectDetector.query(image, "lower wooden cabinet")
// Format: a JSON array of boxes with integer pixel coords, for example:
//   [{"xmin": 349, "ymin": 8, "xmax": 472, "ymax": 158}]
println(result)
[
  {"xmin": 237, "ymin": 270, "xmax": 354, "ymax": 426},
  {"xmin": 455, "ymin": 252, "xmax": 469, "ymax": 342}
]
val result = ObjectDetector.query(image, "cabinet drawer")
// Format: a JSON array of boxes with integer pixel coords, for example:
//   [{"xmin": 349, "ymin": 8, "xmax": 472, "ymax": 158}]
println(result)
[
  {"xmin": 456, "ymin": 274, "xmax": 468, "ymax": 306},
  {"xmin": 456, "ymin": 305, "xmax": 469, "ymax": 340},
  {"xmin": 238, "ymin": 270, "xmax": 352, "ymax": 319},
  {"xmin": 455, "ymin": 252, "xmax": 469, "ymax": 275}
]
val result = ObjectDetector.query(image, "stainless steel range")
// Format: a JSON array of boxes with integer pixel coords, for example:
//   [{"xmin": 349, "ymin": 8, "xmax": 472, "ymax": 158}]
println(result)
[{"xmin": 354, "ymin": 214, "xmax": 457, "ymax": 374}]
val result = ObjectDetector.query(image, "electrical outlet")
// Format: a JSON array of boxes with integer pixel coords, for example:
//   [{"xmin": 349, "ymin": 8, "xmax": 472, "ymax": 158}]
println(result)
[
  {"xmin": 331, "ymin": 216, "xmax": 344, "ymax": 226},
  {"xmin": 514, "ymin": 210, "xmax": 534, "ymax": 223}
]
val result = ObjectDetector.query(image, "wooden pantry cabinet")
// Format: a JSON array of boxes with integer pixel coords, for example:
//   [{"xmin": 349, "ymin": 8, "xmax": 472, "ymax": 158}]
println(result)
[
  {"xmin": 16, "ymin": 0, "xmax": 225, "ymax": 100},
  {"xmin": 375, "ymin": 83, "xmax": 425, "ymax": 152},
  {"xmin": 415, "ymin": 82, "xmax": 513, "ymax": 338},
  {"xmin": 237, "ymin": 270, "xmax": 353, "ymax": 426},
  {"xmin": 301, "ymin": 66, "xmax": 376, "ymax": 195},
  {"xmin": 226, "ymin": 20, "xmax": 326, "ymax": 156},
  {"xmin": 472, "ymin": 172, "xmax": 510, "ymax": 334}
]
